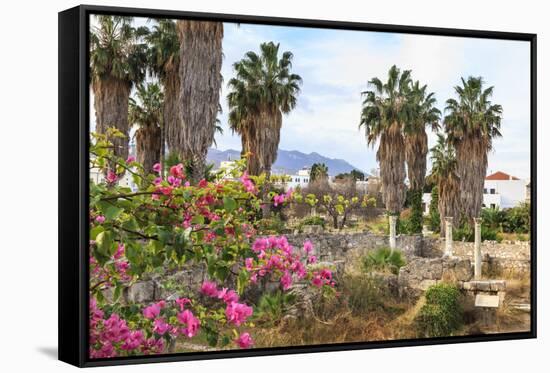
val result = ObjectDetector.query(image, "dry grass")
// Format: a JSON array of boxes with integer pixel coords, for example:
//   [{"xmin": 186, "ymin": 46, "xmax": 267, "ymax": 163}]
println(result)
[{"xmin": 252, "ymin": 268, "xmax": 416, "ymax": 348}]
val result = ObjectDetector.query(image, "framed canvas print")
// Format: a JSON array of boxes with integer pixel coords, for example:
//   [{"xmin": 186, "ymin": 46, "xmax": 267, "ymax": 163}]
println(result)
[{"xmin": 58, "ymin": 4, "xmax": 537, "ymax": 367}]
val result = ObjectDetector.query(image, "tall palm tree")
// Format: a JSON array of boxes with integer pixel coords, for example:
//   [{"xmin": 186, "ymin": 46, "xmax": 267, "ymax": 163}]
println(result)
[
  {"xmin": 175, "ymin": 20, "xmax": 224, "ymax": 183},
  {"xmin": 444, "ymin": 77, "xmax": 502, "ymax": 221},
  {"xmin": 404, "ymin": 81, "xmax": 441, "ymax": 232},
  {"xmin": 145, "ymin": 19, "xmax": 179, "ymax": 172},
  {"xmin": 129, "ymin": 83, "xmax": 164, "ymax": 174},
  {"xmin": 428, "ymin": 134, "xmax": 460, "ymax": 236},
  {"xmin": 227, "ymin": 42, "xmax": 302, "ymax": 177},
  {"xmin": 359, "ymin": 65, "xmax": 414, "ymax": 214},
  {"xmin": 309, "ymin": 163, "xmax": 329, "ymax": 186},
  {"xmin": 90, "ymin": 15, "xmax": 148, "ymax": 164}
]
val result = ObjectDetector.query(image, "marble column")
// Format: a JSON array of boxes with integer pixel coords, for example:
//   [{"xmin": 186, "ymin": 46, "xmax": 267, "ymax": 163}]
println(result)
[
  {"xmin": 474, "ymin": 217, "xmax": 483, "ymax": 279},
  {"xmin": 444, "ymin": 217, "xmax": 453, "ymax": 257},
  {"xmin": 389, "ymin": 215, "xmax": 397, "ymax": 251}
]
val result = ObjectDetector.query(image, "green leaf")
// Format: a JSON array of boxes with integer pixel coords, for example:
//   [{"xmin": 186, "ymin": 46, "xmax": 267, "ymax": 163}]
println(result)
[
  {"xmin": 105, "ymin": 205, "xmax": 124, "ymax": 221},
  {"xmin": 206, "ymin": 330, "xmax": 219, "ymax": 347},
  {"xmin": 90, "ymin": 225, "xmax": 104, "ymax": 240},
  {"xmin": 95, "ymin": 231, "xmax": 114, "ymax": 257},
  {"xmin": 237, "ymin": 269, "xmax": 249, "ymax": 295},
  {"xmin": 121, "ymin": 217, "xmax": 138, "ymax": 232},
  {"xmin": 223, "ymin": 197, "xmax": 237, "ymax": 213}
]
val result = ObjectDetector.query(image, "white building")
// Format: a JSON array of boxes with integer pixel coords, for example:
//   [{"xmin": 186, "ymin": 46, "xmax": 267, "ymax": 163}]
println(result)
[
  {"xmin": 90, "ymin": 168, "xmax": 138, "ymax": 191},
  {"xmin": 422, "ymin": 171, "xmax": 529, "ymax": 214},
  {"xmin": 281, "ymin": 167, "xmax": 311, "ymax": 190}
]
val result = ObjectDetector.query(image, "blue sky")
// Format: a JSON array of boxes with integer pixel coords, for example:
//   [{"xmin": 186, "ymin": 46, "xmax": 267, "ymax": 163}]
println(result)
[
  {"xmin": 217, "ymin": 22, "xmax": 531, "ymax": 179},
  {"xmin": 91, "ymin": 16, "xmax": 531, "ymax": 179}
]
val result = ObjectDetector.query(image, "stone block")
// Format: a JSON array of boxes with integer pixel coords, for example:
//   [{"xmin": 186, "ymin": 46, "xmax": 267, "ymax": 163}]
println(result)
[{"xmin": 126, "ymin": 281, "xmax": 155, "ymax": 303}]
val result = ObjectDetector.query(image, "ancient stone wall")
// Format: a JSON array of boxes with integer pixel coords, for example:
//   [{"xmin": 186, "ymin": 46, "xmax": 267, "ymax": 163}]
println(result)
[
  {"xmin": 109, "ymin": 233, "xmax": 531, "ymax": 305},
  {"xmin": 422, "ymin": 238, "xmax": 531, "ymax": 277}
]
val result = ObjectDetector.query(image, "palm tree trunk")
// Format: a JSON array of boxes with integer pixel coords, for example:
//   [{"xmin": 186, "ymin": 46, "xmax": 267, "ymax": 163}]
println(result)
[
  {"xmin": 93, "ymin": 77, "xmax": 131, "ymax": 167},
  {"xmin": 377, "ymin": 123, "xmax": 407, "ymax": 214},
  {"xmin": 438, "ymin": 176, "xmax": 460, "ymax": 236},
  {"xmin": 405, "ymin": 131, "xmax": 428, "ymax": 233},
  {"xmin": 455, "ymin": 136, "xmax": 488, "ymax": 221},
  {"xmin": 164, "ymin": 68, "xmax": 180, "ymax": 159},
  {"xmin": 175, "ymin": 20, "xmax": 223, "ymax": 183},
  {"xmin": 136, "ymin": 125, "xmax": 162, "ymax": 178},
  {"xmin": 159, "ymin": 120, "xmax": 165, "ymax": 178}
]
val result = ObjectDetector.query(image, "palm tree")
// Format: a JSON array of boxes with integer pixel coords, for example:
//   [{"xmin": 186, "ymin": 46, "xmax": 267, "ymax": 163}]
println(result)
[
  {"xmin": 145, "ymin": 19, "xmax": 179, "ymax": 172},
  {"xmin": 90, "ymin": 15, "xmax": 148, "ymax": 164},
  {"xmin": 428, "ymin": 134, "xmax": 460, "ymax": 236},
  {"xmin": 444, "ymin": 77, "xmax": 503, "ymax": 221},
  {"xmin": 359, "ymin": 65, "xmax": 414, "ymax": 214},
  {"xmin": 175, "ymin": 20, "xmax": 224, "ymax": 183},
  {"xmin": 227, "ymin": 42, "xmax": 302, "ymax": 177},
  {"xmin": 129, "ymin": 83, "xmax": 164, "ymax": 175},
  {"xmin": 310, "ymin": 163, "xmax": 329, "ymax": 185},
  {"xmin": 404, "ymin": 81, "xmax": 441, "ymax": 232}
]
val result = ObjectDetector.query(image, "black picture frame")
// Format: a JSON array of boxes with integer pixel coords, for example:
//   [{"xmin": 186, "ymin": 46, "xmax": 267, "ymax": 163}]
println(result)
[{"xmin": 58, "ymin": 4, "xmax": 537, "ymax": 368}]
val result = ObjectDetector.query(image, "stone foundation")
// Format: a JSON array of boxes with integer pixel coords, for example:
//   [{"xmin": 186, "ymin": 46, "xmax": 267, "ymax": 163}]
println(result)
[
  {"xmin": 108, "ymin": 233, "xmax": 530, "ymax": 307},
  {"xmin": 397, "ymin": 257, "xmax": 474, "ymax": 299}
]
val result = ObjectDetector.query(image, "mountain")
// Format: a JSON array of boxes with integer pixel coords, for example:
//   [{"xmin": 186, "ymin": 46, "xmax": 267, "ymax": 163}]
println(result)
[{"xmin": 207, "ymin": 148, "xmax": 366, "ymax": 176}]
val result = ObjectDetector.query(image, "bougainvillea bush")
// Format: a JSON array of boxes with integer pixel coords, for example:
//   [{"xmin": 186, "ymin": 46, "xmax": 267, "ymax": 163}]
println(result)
[{"xmin": 88, "ymin": 132, "xmax": 335, "ymax": 358}]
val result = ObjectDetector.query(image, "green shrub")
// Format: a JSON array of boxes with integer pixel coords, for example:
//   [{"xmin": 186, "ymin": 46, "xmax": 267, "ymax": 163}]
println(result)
[
  {"xmin": 362, "ymin": 247, "xmax": 406, "ymax": 275},
  {"xmin": 408, "ymin": 190, "xmax": 423, "ymax": 234},
  {"xmin": 453, "ymin": 224, "xmax": 499, "ymax": 242},
  {"xmin": 299, "ymin": 216, "xmax": 326, "ymax": 230},
  {"xmin": 416, "ymin": 283, "xmax": 463, "ymax": 337},
  {"xmin": 254, "ymin": 291, "xmax": 296, "ymax": 324},
  {"xmin": 503, "ymin": 203, "xmax": 531, "ymax": 234},
  {"xmin": 428, "ymin": 187, "xmax": 441, "ymax": 232},
  {"xmin": 258, "ymin": 215, "xmax": 286, "ymax": 234}
]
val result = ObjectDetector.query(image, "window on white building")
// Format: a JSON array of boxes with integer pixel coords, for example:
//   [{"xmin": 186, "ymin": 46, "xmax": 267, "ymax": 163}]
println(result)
[
  {"xmin": 483, "ymin": 188, "xmax": 488, "ymax": 194},
  {"xmin": 490, "ymin": 203, "xmax": 496, "ymax": 209},
  {"xmin": 490, "ymin": 188, "xmax": 496, "ymax": 194}
]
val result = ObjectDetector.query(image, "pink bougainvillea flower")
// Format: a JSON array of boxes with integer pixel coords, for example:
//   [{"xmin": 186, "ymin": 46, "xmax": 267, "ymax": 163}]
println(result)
[
  {"xmin": 120, "ymin": 330, "xmax": 143, "ymax": 351},
  {"xmin": 218, "ymin": 288, "xmax": 239, "ymax": 304},
  {"xmin": 303, "ymin": 240, "xmax": 313, "ymax": 254},
  {"xmin": 158, "ymin": 186, "xmax": 173, "ymax": 196},
  {"xmin": 113, "ymin": 243, "xmax": 124, "ymax": 260},
  {"xmin": 175, "ymin": 297, "xmax": 191, "ymax": 311},
  {"xmin": 169, "ymin": 163, "xmax": 185, "ymax": 179},
  {"xmin": 273, "ymin": 194, "xmax": 285, "ymax": 207},
  {"xmin": 126, "ymin": 155, "xmax": 136, "ymax": 164},
  {"xmin": 153, "ymin": 318, "xmax": 171, "ymax": 336},
  {"xmin": 200, "ymin": 280, "xmax": 218, "ymax": 297},
  {"xmin": 240, "ymin": 171, "xmax": 256, "ymax": 194},
  {"xmin": 167, "ymin": 175, "xmax": 182, "ymax": 187},
  {"xmin": 320, "ymin": 268, "xmax": 332, "ymax": 281},
  {"xmin": 252, "ymin": 238, "xmax": 268, "ymax": 253},
  {"xmin": 225, "ymin": 302, "xmax": 253, "ymax": 326},
  {"xmin": 95, "ymin": 215, "xmax": 105, "ymax": 224},
  {"xmin": 152, "ymin": 163, "xmax": 161, "ymax": 173},
  {"xmin": 198, "ymin": 179, "xmax": 208, "ymax": 188},
  {"xmin": 280, "ymin": 271, "xmax": 292, "ymax": 290},
  {"xmin": 103, "ymin": 313, "xmax": 130, "ymax": 343},
  {"xmin": 245, "ymin": 258, "xmax": 254, "ymax": 271},
  {"xmin": 308, "ymin": 255, "xmax": 317, "ymax": 264},
  {"xmin": 106, "ymin": 170, "xmax": 117, "ymax": 184},
  {"xmin": 235, "ymin": 332, "xmax": 254, "ymax": 349},
  {"xmin": 142, "ymin": 303, "xmax": 162, "ymax": 320},
  {"xmin": 311, "ymin": 275, "xmax": 323, "ymax": 287},
  {"xmin": 177, "ymin": 309, "xmax": 200, "ymax": 338}
]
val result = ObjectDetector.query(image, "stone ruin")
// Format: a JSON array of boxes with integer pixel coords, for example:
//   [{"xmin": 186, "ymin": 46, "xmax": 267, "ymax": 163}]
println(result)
[{"xmin": 109, "ymin": 220, "xmax": 529, "ymax": 322}]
